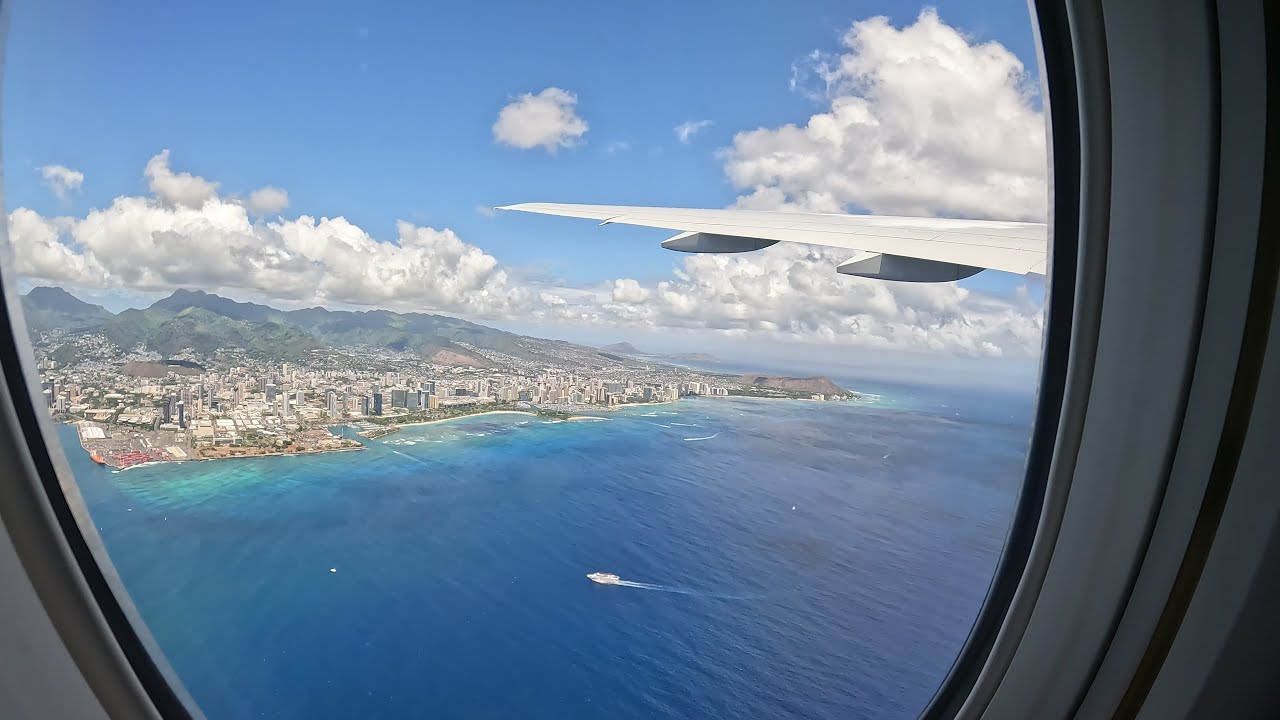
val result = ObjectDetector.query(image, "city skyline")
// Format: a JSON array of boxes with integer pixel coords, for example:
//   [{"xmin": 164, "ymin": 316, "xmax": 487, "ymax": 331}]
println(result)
[{"xmin": 31, "ymin": 286, "xmax": 851, "ymax": 469}]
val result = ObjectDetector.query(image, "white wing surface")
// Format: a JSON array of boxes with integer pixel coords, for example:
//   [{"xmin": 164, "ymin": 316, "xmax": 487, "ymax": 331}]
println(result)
[{"xmin": 497, "ymin": 203, "xmax": 1047, "ymax": 282}]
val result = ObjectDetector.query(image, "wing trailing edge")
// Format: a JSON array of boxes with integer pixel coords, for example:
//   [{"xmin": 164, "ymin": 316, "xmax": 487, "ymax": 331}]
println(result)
[{"xmin": 496, "ymin": 202, "xmax": 1047, "ymax": 282}]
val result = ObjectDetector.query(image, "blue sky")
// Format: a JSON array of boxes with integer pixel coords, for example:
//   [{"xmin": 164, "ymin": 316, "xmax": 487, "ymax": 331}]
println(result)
[{"xmin": 3, "ymin": 1, "xmax": 1046, "ymax": 373}]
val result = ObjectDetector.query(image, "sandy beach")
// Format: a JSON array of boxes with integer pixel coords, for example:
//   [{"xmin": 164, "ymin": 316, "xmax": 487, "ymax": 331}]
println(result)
[{"xmin": 389, "ymin": 410, "xmax": 539, "ymax": 429}]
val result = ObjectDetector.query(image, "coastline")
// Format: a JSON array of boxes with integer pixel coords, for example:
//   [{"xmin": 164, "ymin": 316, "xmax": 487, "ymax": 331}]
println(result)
[
  {"xmin": 709, "ymin": 393, "xmax": 858, "ymax": 403},
  {"xmin": 116, "ymin": 445, "xmax": 366, "ymax": 471},
  {"xmin": 76, "ymin": 395, "xmax": 857, "ymax": 471},
  {"xmin": 388, "ymin": 410, "xmax": 539, "ymax": 429}
]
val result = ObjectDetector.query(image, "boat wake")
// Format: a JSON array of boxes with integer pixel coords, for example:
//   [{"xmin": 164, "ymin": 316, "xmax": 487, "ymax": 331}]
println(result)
[
  {"xmin": 611, "ymin": 579, "xmax": 753, "ymax": 600},
  {"xmin": 614, "ymin": 576, "xmax": 675, "ymax": 589},
  {"xmin": 391, "ymin": 450, "xmax": 430, "ymax": 466},
  {"xmin": 683, "ymin": 433, "xmax": 719, "ymax": 442}
]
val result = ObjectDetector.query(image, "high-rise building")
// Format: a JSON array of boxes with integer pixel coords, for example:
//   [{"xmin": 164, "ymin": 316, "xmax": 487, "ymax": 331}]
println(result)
[
  {"xmin": 296, "ymin": 389, "xmax": 305, "ymax": 407},
  {"xmin": 265, "ymin": 383, "xmax": 277, "ymax": 403},
  {"xmin": 391, "ymin": 388, "xmax": 407, "ymax": 408},
  {"xmin": 372, "ymin": 392, "xmax": 383, "ymax": 416},
  {"xmin": 176, "ymin": 400, "xmax": 186, "ymax": 429},
  {"xmin": 360, "ymin": 396, "xmax": 371, "ymax": 416},
  {"xmin": 427, "ymin": 393, "xmax": 440, "ymax": 410},
  {"xmin": 405, "ymin": 392, "xmax": 420, "ymax": 411},
  {"xmin": 326, "ymin": 389, "xmax": 338, "ymax": 417},
  {"xmin": 162, "ymin": 397, "xmax": 173, "ymax": 424}
]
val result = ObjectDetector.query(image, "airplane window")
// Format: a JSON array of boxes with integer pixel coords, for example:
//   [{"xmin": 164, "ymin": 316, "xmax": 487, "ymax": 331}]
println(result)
[{"xmin": 3, "ymin": 2, "xmax": 1049, "ymax": 718}]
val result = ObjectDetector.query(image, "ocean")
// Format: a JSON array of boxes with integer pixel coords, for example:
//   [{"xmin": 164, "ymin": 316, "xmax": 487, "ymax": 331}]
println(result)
[{"xmin": 62, "ymin": 381, "xmax": 1034, "ymax": 720}]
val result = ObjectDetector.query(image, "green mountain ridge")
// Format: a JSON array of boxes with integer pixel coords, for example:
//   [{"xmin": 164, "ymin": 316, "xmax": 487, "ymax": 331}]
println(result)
[
  {"xmin": 20, "ymin": 286, "xmax": 576, "ymax": 366},
  {"xmin": 102, "ymin": 306, "xmax": 322, "ymax": 361}
]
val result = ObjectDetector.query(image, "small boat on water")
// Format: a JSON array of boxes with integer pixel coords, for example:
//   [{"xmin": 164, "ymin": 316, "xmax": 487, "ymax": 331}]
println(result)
[
  {"xmin": 587, "ymin": 572, "xmax": 621, "ymax": 585},
  {"xmin": 89, "ymin": 451, "xmax": 107, "ymax": 465}
]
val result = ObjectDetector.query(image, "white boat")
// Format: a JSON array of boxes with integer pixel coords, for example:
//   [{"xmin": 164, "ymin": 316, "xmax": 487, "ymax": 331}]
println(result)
[{"xmin": 587, "ymin": 572, "xmax": 621, "ymax": 585}]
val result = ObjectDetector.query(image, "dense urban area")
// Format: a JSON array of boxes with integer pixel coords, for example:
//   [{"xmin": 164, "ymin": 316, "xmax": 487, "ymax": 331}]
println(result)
[{"xmin": 23, "ymin": 286, "xmax": 854, "ymax": 469}]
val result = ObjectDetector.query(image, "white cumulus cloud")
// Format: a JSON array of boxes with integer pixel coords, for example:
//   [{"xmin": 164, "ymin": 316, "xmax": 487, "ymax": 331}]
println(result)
[
  {"xmin": 723, "ymin": 9, "xmax": 1047, "ymax": 220},
  {"xmin": 611, "ymin": 278, "xmax": 651, "ymax": 304},
  {"xmin": 38, "ymin": 165, "xmax": 84, "ymax": 200},
  {"xmin": 244, "ymin": 186, "xmax": 290, "ymax": 215},
  {"xmin": 557, "ymin": 245, "xmax": 1042, "ymax": 357},
  {"xmin": 492, "ymin": 87, "xmax": 589, "ymax": 151},
  {"xmin": 8, "ymin": 152, "xmax": 534, "ymax": 317},
  {"xmin": 145, "ymin": 150, "xmax": 220, "ymax": 207},
  {"xmin": 674, "ymin": 120, "xmax": 714, "ymax": 144},
  {"xmin": 6, "ymin": 208, "xmax": 103, "ymax": 283}
]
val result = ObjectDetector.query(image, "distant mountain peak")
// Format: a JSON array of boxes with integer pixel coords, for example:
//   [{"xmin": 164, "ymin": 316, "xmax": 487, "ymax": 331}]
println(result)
[
  {"xmin": 150, "ymin": 288, "xmax": 277, "ymax": 322},
  {"xmin": 739, "ymin": 375, "xmax": 852, "ymax": 397},
  {"xmin": 600, "ymin": 341, "xmax": 640, "ymax": 354},
  {"xmin": 27, "ymin": 285, "xmax": 79, "ymax": 299},
  {"xmin": 24, "ymin": 286, "xmax": 109, "ymax": 311},
  {"xmin": 25, "ymin": 286, "xmax": 105, "ymax": 310},
  {"xmin": 21, "ymin": 286, "xmax": 114, "ymax": 332}
]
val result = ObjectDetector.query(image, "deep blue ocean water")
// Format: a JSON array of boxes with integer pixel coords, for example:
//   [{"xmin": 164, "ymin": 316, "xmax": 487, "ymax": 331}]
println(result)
[{"xmin": 63, "ymin": 383, "xmax": 1034, "ymax": 720}]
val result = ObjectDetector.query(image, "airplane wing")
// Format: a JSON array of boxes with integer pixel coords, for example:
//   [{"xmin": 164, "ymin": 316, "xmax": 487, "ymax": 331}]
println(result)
[{"xmin": 496, "ymin": 202, "xmax": 1047, "ymax": 283}]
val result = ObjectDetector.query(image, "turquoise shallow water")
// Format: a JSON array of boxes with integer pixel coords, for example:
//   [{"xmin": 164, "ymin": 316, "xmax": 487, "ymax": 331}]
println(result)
[{"xmin": 64, "ymin": 386, "xmax": 1033, "ymax": 720}]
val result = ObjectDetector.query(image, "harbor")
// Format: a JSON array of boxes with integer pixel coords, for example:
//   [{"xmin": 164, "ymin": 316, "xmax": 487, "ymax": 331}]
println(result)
[{"xmin": 72, "ymin": 421, "xmax": 362, "ymax": 470}]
